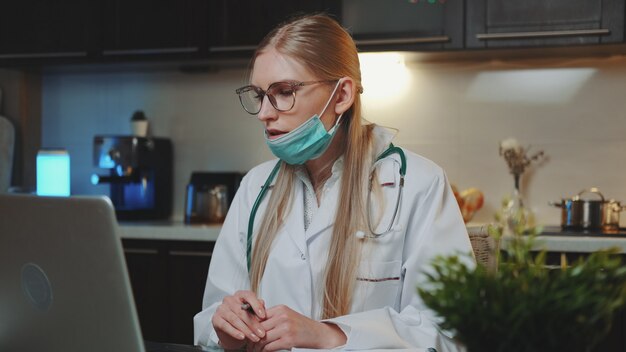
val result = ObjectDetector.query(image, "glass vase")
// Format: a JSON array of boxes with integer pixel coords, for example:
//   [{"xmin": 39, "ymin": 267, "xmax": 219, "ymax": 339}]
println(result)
[{"xmin": 501, "ymin": 187, "xmax": 534, "ymax": 237}]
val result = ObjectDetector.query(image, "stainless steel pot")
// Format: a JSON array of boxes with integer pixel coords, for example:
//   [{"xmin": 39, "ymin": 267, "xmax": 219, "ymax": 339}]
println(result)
[{"xmin": 550, "ymin": 188, "xmax": 612, "ymax": 230}]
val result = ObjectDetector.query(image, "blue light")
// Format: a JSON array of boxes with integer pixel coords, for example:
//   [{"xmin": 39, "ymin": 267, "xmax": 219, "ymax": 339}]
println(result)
[{"xmin": 37, "ymin": 150, "xmax": 70, "ymax": 197}]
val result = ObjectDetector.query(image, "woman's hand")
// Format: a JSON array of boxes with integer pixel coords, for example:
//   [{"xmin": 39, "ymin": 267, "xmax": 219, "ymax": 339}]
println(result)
[
  {"xmin": 246, "ymin": 304, "xmax": 347, "ymax": 352},
  {"xmin": 211, "ymin": 290, "xmax": 267, "ymax": 350}
]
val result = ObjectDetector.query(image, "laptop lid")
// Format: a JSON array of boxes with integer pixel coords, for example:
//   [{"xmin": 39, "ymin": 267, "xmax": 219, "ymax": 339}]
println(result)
[{"xmin": 0, "ymin": 194, "xmax": 145, "ymax": 352}]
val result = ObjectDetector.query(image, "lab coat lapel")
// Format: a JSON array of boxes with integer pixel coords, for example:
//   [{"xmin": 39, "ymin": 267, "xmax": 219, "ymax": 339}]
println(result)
[
  {"xmin": 301, "ymin": 162, "xmax": 397, "ymax": 242},
  {"xmin": 282, "ymin": 182, "xmax": 307, "ymax": 256}
]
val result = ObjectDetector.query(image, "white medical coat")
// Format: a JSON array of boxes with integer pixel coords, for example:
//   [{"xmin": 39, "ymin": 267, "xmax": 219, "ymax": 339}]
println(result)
[{"xmin": 194, "ymin": 127, "xmax": 473, "ymax": 351}]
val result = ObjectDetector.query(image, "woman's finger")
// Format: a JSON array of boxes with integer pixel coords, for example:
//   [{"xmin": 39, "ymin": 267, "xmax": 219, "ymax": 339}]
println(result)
[
  {"xmin": 212, "ymin": 314, "xmax": 245, "ymax": 341},
  {"xmin": 222, "ymin": 306, "xmax": 261, "ymax": 342},
  {"xmin": 256, "ymin": 316, "xmax": 285, "ymax": 352},
  {"xmin": 236, "ymin": 291, "xmax": 267, "ymax": 320}
]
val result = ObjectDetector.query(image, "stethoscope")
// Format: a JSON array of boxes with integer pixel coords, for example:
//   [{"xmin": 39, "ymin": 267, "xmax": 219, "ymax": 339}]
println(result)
[{"xmin": 246, "ymin": 144, "xmax": 406, "ymax": 271}]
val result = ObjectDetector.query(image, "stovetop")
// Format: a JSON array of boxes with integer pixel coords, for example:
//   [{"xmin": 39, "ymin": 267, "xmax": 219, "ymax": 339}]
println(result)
[{"xmin": 541, "ymin": 226, "xmax": 626, "ymax": 237}]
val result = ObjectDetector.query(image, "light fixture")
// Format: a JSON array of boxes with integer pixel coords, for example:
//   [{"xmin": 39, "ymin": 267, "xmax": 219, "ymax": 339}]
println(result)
[{"xmin": 359, "ymin": 52, "xmax": 412, "ymax": 104}]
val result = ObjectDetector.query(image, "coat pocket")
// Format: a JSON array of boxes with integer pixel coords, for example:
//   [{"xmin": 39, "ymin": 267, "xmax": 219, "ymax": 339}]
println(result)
[{"xmin": 353, "ymin": 260, "xmax": 402, "ymax": 312}]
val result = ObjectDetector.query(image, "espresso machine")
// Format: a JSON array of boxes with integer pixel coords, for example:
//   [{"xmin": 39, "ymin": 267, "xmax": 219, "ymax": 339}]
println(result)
[{"xmin": 91, "ymin": 135, "xmax": 173, "ymax": 220}]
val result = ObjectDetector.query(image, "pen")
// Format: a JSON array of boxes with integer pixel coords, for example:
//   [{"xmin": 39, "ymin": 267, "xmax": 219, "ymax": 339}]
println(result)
[{"xmin": 241, "ymin": 302, "xmax": 255, "ymax": 314}]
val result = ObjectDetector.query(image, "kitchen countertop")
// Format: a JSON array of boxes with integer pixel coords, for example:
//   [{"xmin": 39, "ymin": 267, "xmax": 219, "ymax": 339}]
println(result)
[
  {"xmin": 467, "ymin": 224, "xmax": 626, "ymax": 254},
  {"xmin": 528, "ymin": 234, "xmax": 626, "ymax": 253},
  {"xmin": 119, "ymin": 220, "xmax": 221, "ymax": 242},
  {"xmin": 120, "ymin": 222, "xmax": 626, "ymax": 253}
]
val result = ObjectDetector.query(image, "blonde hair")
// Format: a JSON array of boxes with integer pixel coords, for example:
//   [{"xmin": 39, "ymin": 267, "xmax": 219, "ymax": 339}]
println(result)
[{"xmin": 249, "ymin": 14, "xmax": 375, "ymax": 319}]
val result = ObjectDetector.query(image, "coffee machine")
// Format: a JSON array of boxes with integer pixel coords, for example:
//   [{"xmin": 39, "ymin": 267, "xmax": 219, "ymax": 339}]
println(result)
[{"xmin": 91, "ymin": 135, "xmax": 173, "ymax": 220}]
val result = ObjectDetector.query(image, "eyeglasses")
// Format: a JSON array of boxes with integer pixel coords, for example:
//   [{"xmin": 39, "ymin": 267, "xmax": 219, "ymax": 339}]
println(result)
[{"xmin": 235, "ymin": 80, "xmax": 337, "ymax": 115}]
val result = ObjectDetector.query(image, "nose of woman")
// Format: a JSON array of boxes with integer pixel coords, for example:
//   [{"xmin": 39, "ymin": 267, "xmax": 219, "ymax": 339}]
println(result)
[{"xmin": 257, "ymin": 95, "xmax": 279, "ymax": 122}]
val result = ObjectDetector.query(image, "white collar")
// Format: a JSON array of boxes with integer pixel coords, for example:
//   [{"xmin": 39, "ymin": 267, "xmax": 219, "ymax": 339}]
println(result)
[
  {"xmin": 371, "ymin": 124, "xmax": 398, "ymax": 159},
  {"xmin": 294, "ymin": 155, "xmax": 344, "ymax": 192}
]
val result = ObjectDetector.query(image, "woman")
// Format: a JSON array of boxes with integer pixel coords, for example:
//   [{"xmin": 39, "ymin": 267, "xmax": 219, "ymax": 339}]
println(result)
[{"xmin": 194, "ymin": 14, "xmax": 472, "ymax": 351}]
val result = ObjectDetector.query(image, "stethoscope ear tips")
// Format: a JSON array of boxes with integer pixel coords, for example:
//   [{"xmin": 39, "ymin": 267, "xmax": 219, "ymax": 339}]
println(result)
[{"xmin": 355, "ymin": 230, "xmax": 366, "ymax": 239}]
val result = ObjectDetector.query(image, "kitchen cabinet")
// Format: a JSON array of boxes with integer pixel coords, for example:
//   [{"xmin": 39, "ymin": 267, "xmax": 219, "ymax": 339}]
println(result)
[
  {"xmin": 122, "ymin": 239, "xmax": 214, "ymax": 344},
  {"xmin": 3, "ymin": 0, "xmax": 626, "ymax": 67},
  {"xmin": 540, "ymin": 251, "xmax": 626, "ymax": 351},
  {"xmin": 466, "ymin": 0, "xmax": 625, "ymax": 49},
  {"xmin": 341, "ymin": 0, "xmax": 464, "ymax": 51},
  {"xmin": 100, "ymin": 0, "xmax": 208, "ymax": 60},
  {"xmin": 208, "ymin": 0, "xmax": 340, "ymax": 56},
  {"xmin": 0, "ymin": 0, "xmax": 95, "ymax": 62}
]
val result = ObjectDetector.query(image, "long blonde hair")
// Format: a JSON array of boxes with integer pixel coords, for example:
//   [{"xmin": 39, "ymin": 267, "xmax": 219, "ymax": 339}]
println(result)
[{"xmin": 249, "ymin": 14, "xmax": 375, "ymax": 319}]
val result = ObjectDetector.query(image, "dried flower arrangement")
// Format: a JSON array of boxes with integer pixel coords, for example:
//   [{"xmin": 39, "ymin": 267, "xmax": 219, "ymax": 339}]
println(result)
[{"xmin": 499, "ymin": 138, "xmax": 544, "ymax": 190}]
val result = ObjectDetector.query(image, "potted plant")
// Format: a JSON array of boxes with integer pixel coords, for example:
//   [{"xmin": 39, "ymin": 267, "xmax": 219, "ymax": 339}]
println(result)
[{"xmin": 418, "ymin": 214, "xmax": 626, "ymax": 352}]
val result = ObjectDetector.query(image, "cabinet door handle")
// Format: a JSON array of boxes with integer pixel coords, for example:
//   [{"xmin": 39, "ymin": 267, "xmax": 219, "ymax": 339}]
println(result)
[
  {"xmin": 102, "ymin": 47, "xmax": 199, "ymax": 56},
  {"xmin": 0, "ymin": 51, "xmax": 87, "ymax": 59},
  {"xmin": 209, "ymin": 45, "xmax": 258, "ymax": 53},
  {"xmin": 476, "ymin": 29, "xmax": 610, "ymax": 40},
  {"xmin": 354, "ymin": 36, "xmax": 450, "ymax": 46},
  {"xmin": 124, "ymin": 248, "xmax": 159, "ymax": 255},
  {"xmin": 169, "ymin": 250, "xmax": 212, "ymax": 257}
]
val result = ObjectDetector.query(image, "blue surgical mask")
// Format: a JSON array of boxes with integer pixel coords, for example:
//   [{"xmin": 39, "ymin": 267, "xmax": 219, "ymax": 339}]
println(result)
[{"xmin": 265, "ymin": 81, "xmax": 343, "ymax": 165}]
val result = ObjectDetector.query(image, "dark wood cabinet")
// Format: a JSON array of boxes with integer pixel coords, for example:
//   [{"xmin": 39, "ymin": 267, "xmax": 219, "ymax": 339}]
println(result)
[
  {"xmin": 208, "ymin": 0, "xmax": 340, "ymax": 55},
  {"xmin": 100, "ymin": 0, "xmax": 208, "ymax": 59},
  {"xmin": 466, "ymin": 0, "xmax": 625, "ymax": 48},
  {"xmin": 3, "ymin": 0, "xmax": 626, "ymax": 66},
  {"xmin": 341, "ymin": 0, "xmax": 464, "ymax": 51},
  {"xmin": 123, "ymin": 243, "xmax": 169, "ymax": 340},
  {"xmin": 122, "ymin": 239, "xmax": 214, "ymax": 344},
  {"xmin": 0, "ymin": 0, "xmax": 94, "ymax": 61},
  {"xmin": 542, "ymin": 251, "xmax": 626, "ymax": 352}
]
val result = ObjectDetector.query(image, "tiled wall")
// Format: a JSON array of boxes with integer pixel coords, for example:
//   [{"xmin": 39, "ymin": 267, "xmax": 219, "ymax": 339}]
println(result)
[{"xmin": 41, "ymin": 55, "xmax": 626, "ymax": 226}]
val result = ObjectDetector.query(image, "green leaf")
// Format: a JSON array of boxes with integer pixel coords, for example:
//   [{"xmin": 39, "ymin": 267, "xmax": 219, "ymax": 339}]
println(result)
[{"xmin": 418, "ymin": 222, "xmax": 626, "ymax": 351}]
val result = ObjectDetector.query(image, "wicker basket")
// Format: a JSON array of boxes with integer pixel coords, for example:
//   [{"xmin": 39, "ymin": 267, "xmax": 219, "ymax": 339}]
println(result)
[{"xmin": 467, "ymin": 225, "xmax": 497, "ymax": 271}]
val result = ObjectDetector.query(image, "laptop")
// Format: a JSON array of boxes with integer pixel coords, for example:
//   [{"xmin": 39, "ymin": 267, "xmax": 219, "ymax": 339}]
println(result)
[{"xmin": 0, "ymin": 194, "xmax": 203, "ymax": 352}]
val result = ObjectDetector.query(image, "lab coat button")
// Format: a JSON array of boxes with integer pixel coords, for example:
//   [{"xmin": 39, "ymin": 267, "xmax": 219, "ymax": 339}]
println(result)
[{"xmin": 300, "ymin": 253, "xmax": 306, "ymax": 260}]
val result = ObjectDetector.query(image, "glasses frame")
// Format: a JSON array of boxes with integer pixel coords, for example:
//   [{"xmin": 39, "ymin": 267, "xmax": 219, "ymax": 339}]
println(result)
[{"xmin": 235, "ymin": 79, "xmax": 338, "ymax": 115}]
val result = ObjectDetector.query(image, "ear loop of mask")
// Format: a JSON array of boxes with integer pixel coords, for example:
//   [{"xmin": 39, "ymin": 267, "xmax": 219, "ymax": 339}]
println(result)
[{"xmin": 318, "ymin": 79, "xmax": 344, "ymax": 131}]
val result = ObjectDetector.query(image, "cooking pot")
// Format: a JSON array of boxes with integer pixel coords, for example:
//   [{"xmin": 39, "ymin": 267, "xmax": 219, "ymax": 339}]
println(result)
[{"xmin": 550, "ymin": 188, "xmax": 626, "ymax": 231}]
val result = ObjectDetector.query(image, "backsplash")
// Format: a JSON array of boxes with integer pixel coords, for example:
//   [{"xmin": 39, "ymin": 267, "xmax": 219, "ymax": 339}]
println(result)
[{"xmin": 41, "ymin": 55, "xmax": 626, "ymax": 226}]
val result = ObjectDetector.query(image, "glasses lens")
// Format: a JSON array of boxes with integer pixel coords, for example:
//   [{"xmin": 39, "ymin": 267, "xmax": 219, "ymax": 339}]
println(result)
[
  {"xmin": 267, "ymin": 83, "xmax": 295, "ymax": 112},
  {"xmin": 238, "ymin": 87, "xmax": 263, "ymax": 114}
]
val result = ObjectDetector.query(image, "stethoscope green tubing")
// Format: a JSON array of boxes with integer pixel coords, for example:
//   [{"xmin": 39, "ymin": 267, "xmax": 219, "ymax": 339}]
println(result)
[
  {"xmin": 246, "ymin": 160, "xmax": 282, "ymax": 272},
  {"xmin": 367, "ymin": 145, "xmax": 406, "ymax": 237},
  {"xmin": 246, "ymin": 144, "xmax": 406, "ymax": 272}
]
